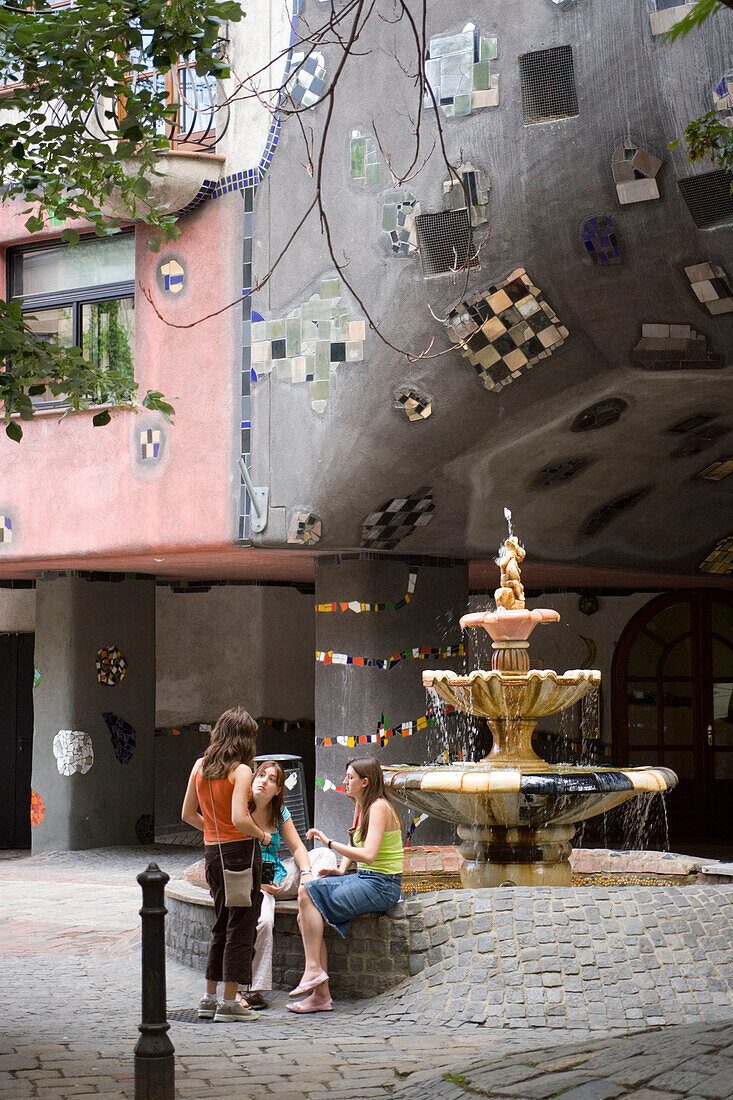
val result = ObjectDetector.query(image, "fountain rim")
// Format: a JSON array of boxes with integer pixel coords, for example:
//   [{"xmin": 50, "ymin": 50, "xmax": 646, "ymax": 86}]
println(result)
[
  {"xmin": 382, "ymin": 762, "xmax": 678, "ymax": 793},
  {"xmin": 423, "ymin": 667, "xmax": 602, "ymax": 685}
]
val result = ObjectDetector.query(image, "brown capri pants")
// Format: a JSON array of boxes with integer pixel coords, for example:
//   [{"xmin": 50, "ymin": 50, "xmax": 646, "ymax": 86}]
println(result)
[{"xmin": 204, "ymin": 839, "xmax": 263, "ymax": 985}]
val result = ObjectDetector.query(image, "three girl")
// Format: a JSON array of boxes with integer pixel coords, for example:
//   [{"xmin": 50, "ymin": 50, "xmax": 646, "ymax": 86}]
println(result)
[{"xmin": 183, "ymin": 712, "xmax": 404, "ymax": 1019}]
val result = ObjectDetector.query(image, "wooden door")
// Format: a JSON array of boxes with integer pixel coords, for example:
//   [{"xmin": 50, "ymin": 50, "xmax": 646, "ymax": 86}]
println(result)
[
  {"xmin": 613, "ymin": 592, "xmax": 733, "ymax": 841},
  {"xmin": 0, "ymin": 633, "xmax": 35, "ymax": 849}
]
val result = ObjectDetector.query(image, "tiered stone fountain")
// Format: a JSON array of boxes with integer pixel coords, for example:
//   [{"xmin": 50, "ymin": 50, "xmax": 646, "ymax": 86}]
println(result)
[{"xmin": 383, "ymin": 535, "xmax": 678, "ymax": 887}]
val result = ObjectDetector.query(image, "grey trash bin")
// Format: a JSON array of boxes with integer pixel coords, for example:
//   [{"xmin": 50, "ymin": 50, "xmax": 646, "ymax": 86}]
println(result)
[{"xmin": 253, "ymin": 753, "xmax": 311, "ymax": 853}]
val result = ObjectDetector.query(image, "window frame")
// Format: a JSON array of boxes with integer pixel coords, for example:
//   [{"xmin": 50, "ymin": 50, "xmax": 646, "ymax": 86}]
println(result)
[{"xmin": 7, "ymin": 230, "xmax": 136, "ymax": 411}]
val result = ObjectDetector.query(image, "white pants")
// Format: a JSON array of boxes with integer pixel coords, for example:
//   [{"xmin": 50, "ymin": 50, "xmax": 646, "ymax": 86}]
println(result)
[{"xmin": 250, "ymin": 847, "xmax": 338, "ymax": 992}]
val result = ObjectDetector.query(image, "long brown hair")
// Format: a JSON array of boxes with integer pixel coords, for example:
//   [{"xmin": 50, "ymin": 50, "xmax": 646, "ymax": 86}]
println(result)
[
  {"xmin": 249, "ymin": 760, "xmax": 286, "ymax": 830},
  {"xmin": 348, "ymin": 757, "xmax": 400, "ymax": 839},
  {"xmin": 200, "ymin": 706, "xmax": 258, "ymax": 780}
]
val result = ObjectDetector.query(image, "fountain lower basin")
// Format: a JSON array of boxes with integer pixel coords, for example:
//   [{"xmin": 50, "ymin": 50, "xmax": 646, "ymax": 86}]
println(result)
[{"xmin": 384, "ymin": 761, "xmax": 677, "ymax": 886}]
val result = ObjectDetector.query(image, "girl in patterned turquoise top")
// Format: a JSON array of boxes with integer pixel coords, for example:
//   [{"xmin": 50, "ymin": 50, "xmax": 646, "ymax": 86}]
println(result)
[{"xmin": 245, "ymin": 761, "xmax": 336, "ymax": 1007}]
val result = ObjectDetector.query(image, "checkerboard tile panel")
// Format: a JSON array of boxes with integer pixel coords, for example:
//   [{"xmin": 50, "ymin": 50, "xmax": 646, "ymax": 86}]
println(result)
[
  {"xmin": 287, "ymin": 51, "xmax": 328, "ymax": 108},
  {"xmin": 684, "ymin": 262, "xmax": 733, "ymax": 317},
  {"xmin": 394, "ymin": 387, "xmax": 432, "ymax": 421},
  {"xmin": 0, "ymin": 514, "xmax": 12, "ymax": 544},
  {"xmin": 445, "ymin": 268, "xmax": 568, "ymax": 392},
  {"xmin": 362, "ymin": 488, "xmax": 435, "ymax": 550},
  {"xmin": 700, "ymin": 536, "xmax": 733, "ymax": 575}
]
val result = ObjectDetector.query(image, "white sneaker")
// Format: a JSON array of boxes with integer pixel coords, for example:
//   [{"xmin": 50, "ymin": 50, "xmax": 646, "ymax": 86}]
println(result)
[
  {"xmin": 197, "ymin": 995, "xmax": 218, "ymax": 1019},
  {"xmin": 213, "ymin": 1000, "xmax": 258, "ymax": 1022}
]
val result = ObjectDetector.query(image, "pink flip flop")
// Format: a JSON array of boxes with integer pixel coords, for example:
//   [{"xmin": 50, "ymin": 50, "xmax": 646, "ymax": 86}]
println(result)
[
  {"xmin": 288, "ymin": 971, "xmax": 329, "ymax": 997},
  {"xmin": 287, "ymin": 998, "xmax": 333, "ymax": 1014}
]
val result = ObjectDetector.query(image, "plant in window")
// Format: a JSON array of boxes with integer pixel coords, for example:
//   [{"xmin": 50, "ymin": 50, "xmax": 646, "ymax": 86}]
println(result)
[{"xmin": 0, "ymin": 0, "xmax": 243, "ymax": 438}]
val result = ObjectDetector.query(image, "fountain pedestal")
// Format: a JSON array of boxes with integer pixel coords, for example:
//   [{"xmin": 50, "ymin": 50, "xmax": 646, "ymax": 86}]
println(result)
[{"xmin": 458, "ymin": 824, "xmax": 575, "ymax": 887}]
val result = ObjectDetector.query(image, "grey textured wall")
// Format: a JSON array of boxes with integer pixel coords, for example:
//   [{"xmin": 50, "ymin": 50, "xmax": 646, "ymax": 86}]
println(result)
[
  {"xmin": 250, "ymin": 0, "xmax": 733, "ymax": 572},
  {"xmin": 0, "ymin": 587, "xmax": 35, "ymax": 633},
  {"xmin": 155, "ymin": 584, "xmax": 315, "ymax": 726},
  {"xmin": 31, "ymin": 578, "xmax": 155, "ymax": 852},
  {"xmin": 314, "ymin": 556, "xmax": 468, "ymax": 843},
  {"xmin": 154, "ymin": 583, "xmax": 316, "ymax": 840}
]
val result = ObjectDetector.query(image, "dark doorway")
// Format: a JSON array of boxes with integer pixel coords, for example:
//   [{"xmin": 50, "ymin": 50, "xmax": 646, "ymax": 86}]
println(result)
[
  {"xmin": 612, "ymin": 592, "xmax": 733, "ymax": 842},
  {"xmin": 0, "ymin": 633, "xmax": 35, "ymax": 849}
]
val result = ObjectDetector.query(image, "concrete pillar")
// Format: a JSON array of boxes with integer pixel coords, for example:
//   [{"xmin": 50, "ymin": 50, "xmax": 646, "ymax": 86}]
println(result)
[
  {"xmin": 314, "ymin": 555, "xmax": 468, "ymax": 844},
  {"xmin": 31, "ymin": 576, "xmax": 155, "ymax": 852}
]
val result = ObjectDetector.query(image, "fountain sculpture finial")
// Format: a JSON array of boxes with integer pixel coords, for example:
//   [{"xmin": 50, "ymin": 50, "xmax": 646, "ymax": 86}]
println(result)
[{"xmin": 494, "ymin": 536, "xmax": 526, "ymax": 610}]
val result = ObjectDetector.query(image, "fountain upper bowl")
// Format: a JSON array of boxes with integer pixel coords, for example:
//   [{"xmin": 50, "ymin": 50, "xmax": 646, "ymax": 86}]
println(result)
[
  {"xmin": 460, "ymin": 607, "xmax": 560, "ymax": 642},
  {"xmin": 424, "ymin": 667, "xmax": 601, "ymax": 721}
]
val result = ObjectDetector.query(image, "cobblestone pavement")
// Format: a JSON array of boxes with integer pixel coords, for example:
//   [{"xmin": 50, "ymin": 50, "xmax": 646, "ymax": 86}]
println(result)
[{"xmin": 2, "ymin": 849, "xmax": 732, "ymax": 1099}]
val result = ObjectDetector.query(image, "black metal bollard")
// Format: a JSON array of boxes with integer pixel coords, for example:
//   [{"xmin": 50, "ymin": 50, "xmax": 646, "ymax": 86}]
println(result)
[{"xmin": 135, "ymin": 863, "xmax": 175, "ymax": 1100}]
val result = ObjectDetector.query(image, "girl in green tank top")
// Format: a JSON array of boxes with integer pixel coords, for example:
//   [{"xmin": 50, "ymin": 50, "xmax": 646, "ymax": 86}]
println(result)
[{"xmin": 288, "ymin": 757, "xmax": 404, "ymax": 1014}]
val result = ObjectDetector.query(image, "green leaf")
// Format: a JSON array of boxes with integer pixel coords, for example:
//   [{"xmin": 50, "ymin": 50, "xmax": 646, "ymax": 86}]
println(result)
[
  {"xmin": 92, "ymin": 409, "xmax": 112, "ymax": 426},
  {"xmin": 60, "ymin": 228, "xmax": 80, "ymax": 245},
  {"xmin": 5, "ymin": 421, "xmax": 23, "ymax": 442}
]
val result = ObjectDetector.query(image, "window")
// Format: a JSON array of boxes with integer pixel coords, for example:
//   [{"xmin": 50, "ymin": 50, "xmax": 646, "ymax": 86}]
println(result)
[
  {"xmin": 9, "ymin": 233, "xmax": 135, "ymax": 409},
  {"xmin": 518, "ymin": 46, "xmax": 578, "ymax": 125},
  {"xmin": 414, "ymin": 209, "xmax": 478, "ymax": 277},
  {"xmin": 677, "ymin": 170, "xmax": 733, "ymax": 230}
]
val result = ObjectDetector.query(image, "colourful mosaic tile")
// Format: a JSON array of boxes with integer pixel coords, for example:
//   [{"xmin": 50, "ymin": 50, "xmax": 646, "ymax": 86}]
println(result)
[
  {"xmin": 286, "ymin": 50, "xmax": 327, "ymax": 108},
  {"xmin": 445, "ymin": 268, "xmax": 569, "ymax": 393},
  {"xmin": 316, "ymin": 703, "xmax": 457, "ymax": 747},
  {"xmin": 287, "ymin": 511, "xmax": 322, "ymax": 544},
  {"xmin": 140, "ymin": 429, "xmax": 162, "ymax": 461},
  {"xmin": 53, "ymin": 729, "xmax": 94, "ymax": 776},
  {"xmin": 379, "ymin": 190, "xmax": 420, "ymax": 256},
  {"xmin": 700, "ymin": 535, "xmax": 733, "ymax": 574},
  {"xmin": 684, "ymin": 262, "xmax": 733, "ymax": 316},
  {"xmin": 103, "ymin": 711, "xmax": 136, "ymax": 765},
  {"xmin": 315, "ymin": 571, "xmax": 417, "ymax": 613},
  {"xmin": 350, "ymin": 129, "xmax": 380, "ymax": 188},
  {"xmin": 136, "ymin": 814, "xmax": 154, "ymax": 844},
  {"xmin": 362, "ymin": 488, "xmax": 435, "ymax": 550},
  {"xmin": 424, "ymin": 23, "xmax": 498, "ymax": 118},
  {"xmin": 612, "ymin": 139, "xmax": 661, "ymax": 205},
  {"xmin": 714, "ymin": 69, "xmax": 733, "ymax": 126},
  {"xmin": 30, "ymin": 789, "xmax": 44, "ymax": 827},
  {"xmin": 160, "ymin": 260, "xmax": 184, "ymax": 294},
  {"xmin": 443, "ymin": 163, "xmax": 490, "ymax": 226},
  {"xmin": 648, "ymin": 0, "xmax": 696, "ymax": 36},
  {"xmin": 33, "ymin": 663, "xmax": 42, "ymax": 688},
  {"xmin": 0, "ymin": 515, "xmax": 12, "ymax": 544},
  {"xmin": 96, "ymin": 645, "xmax": 127, "ymax": 686},
  {"xmin": 250, "ymin": 278, "xmax": 365, "ymax": 412},
  {"xmin": 316, "ymin": 643, "xmax": 463, "ymax": 671},
  {"xmin": 631, "ymin": 323, "xmax": 723, "ymax": 369},
  {"xmin": 582, "ymin": 214, "xmax": 621, "ymax": 265},
  {"xmin": 394, "ymin": 387, "xmax": 432, "ymax": 421}
]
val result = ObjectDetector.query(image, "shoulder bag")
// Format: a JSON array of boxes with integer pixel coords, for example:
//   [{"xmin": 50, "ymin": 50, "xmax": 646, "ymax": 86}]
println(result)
[{"xmin": 208, "ymin": 779, "xmax": 254, "ymax": 908}]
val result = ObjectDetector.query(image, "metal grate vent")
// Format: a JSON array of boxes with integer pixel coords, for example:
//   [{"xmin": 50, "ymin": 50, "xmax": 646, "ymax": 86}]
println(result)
[
  {"xmin": 531, "ymin": 457, "xmax": 591, "ymax": 489},
  {"xmin": 678, "ymin": 170, "xmax": 733, "ymax": 229},
  {"xmin": 582, "ymin": 489, "xmax": 650, "ymax": 539},
  {"xmin": 668, "ymin": 413, "xmax": 716, "ymax": 434},
  {"xmin": 570, "ymin": 398, "xmax": 627, "ymax": 433},
  {"xmin": 519, "ymin": 45, "xmax": 578, "ymax": 125},
  {"xmin": 414, "ymin": 209, "xmax": 478, "ymax": 277},
  {"xmin": 671, "ymin": 423, "xmax": 730, "ymax": 458}
]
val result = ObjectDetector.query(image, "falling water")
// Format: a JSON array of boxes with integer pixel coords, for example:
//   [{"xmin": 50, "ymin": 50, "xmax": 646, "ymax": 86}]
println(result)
[{"xmin": 504, "ymin": 506, "xmax": 513, "ymax": 539}]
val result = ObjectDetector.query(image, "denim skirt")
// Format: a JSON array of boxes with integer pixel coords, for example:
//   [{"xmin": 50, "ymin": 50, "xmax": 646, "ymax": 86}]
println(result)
[{"xmin": 305, "ymin": 870, "xmax": 402, "ymax": 937}]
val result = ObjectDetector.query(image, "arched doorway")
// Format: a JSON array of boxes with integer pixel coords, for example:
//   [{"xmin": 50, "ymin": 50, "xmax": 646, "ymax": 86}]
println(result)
[{"xmin": 612, "ymin": 591, "xmax": 733, "ymax": 841}]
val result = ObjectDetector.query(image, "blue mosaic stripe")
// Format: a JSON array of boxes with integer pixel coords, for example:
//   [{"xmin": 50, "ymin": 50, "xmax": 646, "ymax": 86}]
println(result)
[{"xmin": 237, "ymin": 0, "xmax": 303, "ymax": 541}]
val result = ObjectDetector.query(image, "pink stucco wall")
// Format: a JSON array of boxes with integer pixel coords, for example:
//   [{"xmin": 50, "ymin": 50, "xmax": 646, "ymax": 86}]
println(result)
[{"xmin": 0, "ymin": 191, "xmax": 242, "ymax": 566}]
